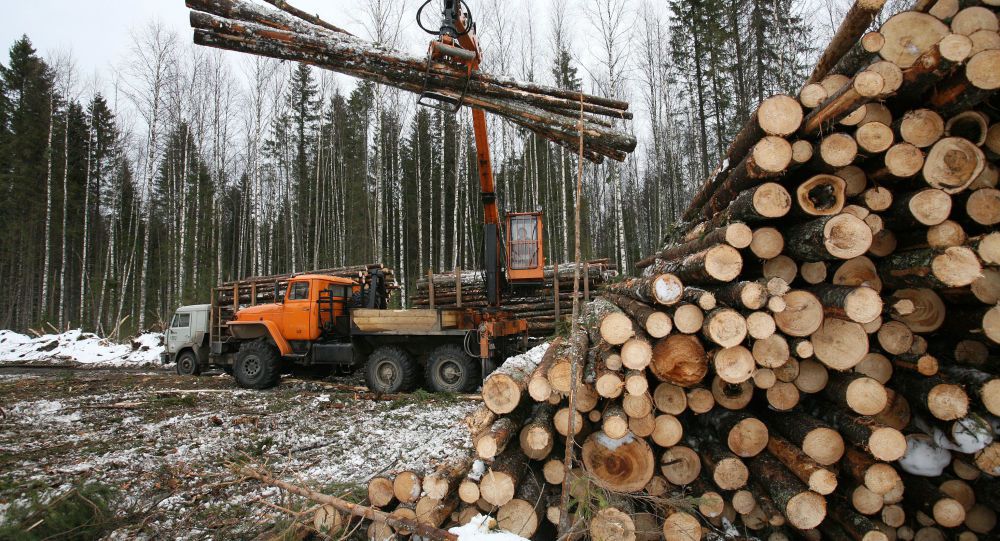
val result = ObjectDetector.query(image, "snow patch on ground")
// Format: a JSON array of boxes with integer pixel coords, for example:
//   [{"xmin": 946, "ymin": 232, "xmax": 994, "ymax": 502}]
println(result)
[
  {"xmin": 450, "ymin": 514, "xmax": 530, "ymax": 541},
  {"xmin": 0, "ymin": 329, "xmax": 164, "ymax": 367}
]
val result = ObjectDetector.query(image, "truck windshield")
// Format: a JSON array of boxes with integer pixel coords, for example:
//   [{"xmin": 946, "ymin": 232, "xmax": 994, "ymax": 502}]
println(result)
[{"xmin": 172, "ymin": 313, "xmax": 190, "ymax": 328}]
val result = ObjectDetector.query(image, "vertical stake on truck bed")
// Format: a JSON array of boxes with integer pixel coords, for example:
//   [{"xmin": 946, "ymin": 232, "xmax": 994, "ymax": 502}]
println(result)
[
  {"xmin": 428, "ymin": 270, "xmax": 435, "ymax": 309},
  {"xmin": 455, "ymin": 266, "xmax": 462, "ymax": 308},
  {"xmin": 554, "ymin": 263, "xmax": 561, "ymax": 321},
  {"xmin": 584, "ymin": 262, "xmax": 590, "ymax": 302}
]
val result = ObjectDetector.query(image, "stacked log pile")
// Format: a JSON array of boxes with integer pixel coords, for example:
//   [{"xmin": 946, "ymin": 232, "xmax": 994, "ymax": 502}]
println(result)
[
  {"xmin": 411, "ymin": 261, "xmax": 617, "ymax": 337},
  {"xmin": 183, "ymin": 0, "xmax": 636, "ymax": 163},
  {"xmin": 361, "ymin": 0, "xmax": 1000, "ymax": 539}
]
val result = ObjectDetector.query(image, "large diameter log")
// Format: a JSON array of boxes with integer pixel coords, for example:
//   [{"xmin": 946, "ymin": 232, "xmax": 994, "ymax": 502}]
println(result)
[
  {"xmin": 897, "ymin": 108, "xmax": 945, "ymax": 148},
  {"xmin": 923, "ymin": 137, "xmax": 986, "ymax": 194},
  {"xmin": 748, "ymin": 452, "xmax": 828, "ymax": 529},
  {"xmin": 659, "ymin": 445, "xmax": 702, "ymax": 486},
  {"xmin": 891, "ymin": 369, "xmax": 970, "ymax": 421},
  {"xmin": 879, "ymin": 11, "xmax": 950, "ymax": 68},
  {"xmin": 478, "ymin": 445, "xmax": 529, "ymax": 507},
  {"xmin": 785, "ymin": 213, "xmax": 873, "ymax": 261},
  {"xmin": 368, "ymin": 476, "xmax": 396, "ymax": 508},
  {"xmin": 701, "ymin": 409, "xmax": 769, "ymax": 457},
  {"xmin": 646, "ymin": 244, "xmax": 743, "ymax": 284},
  {"xmin": 842, "ymin": 445, "xmax": 901, "ymax": 496},
  {"xmin": 393, "ymin": 471, "xmax": 422, "ymax": 504},
  {"xmin": 527, "ymin": 337, "xmax": 561, "ymax": 403},
  {"xmin": 768, "ymin": 411, "xmax": 845, "ymax": 466},
  {"xmin": 877, "ymin": 246, "xmax": 982, "ymax": 289},
  {"xmin": 415, "ymin": 496, "xmax": 458, "ymax": 528},
  {"xmin": 805, "ymin": 0, "xmax": 887, "ymax": 84},
  {"xmin": 767, "ymin": 434, "xmax": 838, "ymax": 495},
  {"xmin": 688, "ymin": 182, "xmax": 791, "ymax": 235},
  {"xmin": 649, "ymin": 334, "xmax": 708, "ymax": 387},
  {"xmin": 605, "ymin": 274, "xmax": 683, "ymax": 306},
  {"xmin": 581, "ymin": 431, "xmax": 656, "ymax": 493},
  {"xmin": 482, "ymin": 343, "xmax": 550, "ymax": 415}
]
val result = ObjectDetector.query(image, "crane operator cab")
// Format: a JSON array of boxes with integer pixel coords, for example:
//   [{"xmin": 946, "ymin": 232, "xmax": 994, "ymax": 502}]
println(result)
[{"xmin": 506, "ymin": 212, "xmax": 545, "ymax": 287}]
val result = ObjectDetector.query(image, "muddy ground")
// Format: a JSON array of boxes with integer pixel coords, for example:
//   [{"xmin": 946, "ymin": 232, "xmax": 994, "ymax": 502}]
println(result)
[{"xmin": 0, "ymin": 367, "xmax": 479, "ymax": 540}]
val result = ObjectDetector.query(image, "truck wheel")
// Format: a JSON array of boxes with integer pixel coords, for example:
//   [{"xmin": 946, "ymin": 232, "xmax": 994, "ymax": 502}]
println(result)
[
  {"xmin": 426, "ymin": 344, "xmax": 480, "ymax": 393},
  {"xmin": 365, "ymin": 346, "xmax": 417, "ymax": 393},
  {"xmin": 175, "ymin": 351, "xmax": 201, "ymax": 376},
  {"xmin": 234, "ymin": 341, "xmax": 282, "ymax": 390}
]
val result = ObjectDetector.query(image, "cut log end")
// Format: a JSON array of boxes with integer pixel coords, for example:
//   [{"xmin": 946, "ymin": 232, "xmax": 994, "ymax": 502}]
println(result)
[
  {"xmin": 869, "ymin": 427, "xmax": 907, "ymax": 462},
  {"xmin": 786, "ymin": 490, "xmax": 827, "ymax": 530},
  {"xmin": 803, "ymin": 427, "xmax": 846, "ymax": 466},
  {"xmin": 758, "ymin": 95, "xmax": 804, "ymax": 136},
  {"xmin": 824, "ymin": 213, "xmax": 874, "ymax": 260},
  {"xmin": 927, "ymin": 383, "xmax": 970, "ymax": 421},
  {"xmin": 931, "ymin": 246, "xmax": 982, "ymax": 288}
]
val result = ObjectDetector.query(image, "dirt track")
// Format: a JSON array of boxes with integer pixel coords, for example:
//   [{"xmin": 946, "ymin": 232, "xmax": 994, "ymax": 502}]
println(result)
[{"xmin": 0, "ymin": 368, "xmax": 477, "ymax": 539}]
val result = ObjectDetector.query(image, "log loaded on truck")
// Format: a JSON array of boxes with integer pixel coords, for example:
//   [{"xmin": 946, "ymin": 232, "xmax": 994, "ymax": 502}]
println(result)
[{"xmin": 163, "ymin": 2, "xmax": 549, "ymax": 394}]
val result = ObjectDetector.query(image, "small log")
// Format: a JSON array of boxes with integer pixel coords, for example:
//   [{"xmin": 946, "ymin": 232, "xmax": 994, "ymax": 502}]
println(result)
[
  {"xmin": 424, "ymin": 453, "xmax": 475, "ymax": 501},
  {"xmin": 603, "ymin": 293, "xmax": 672, "ymax": 339},
  {"xmin": 810, "ymin": 284, "xmax": 883, "ymax": 324},
  {"xmin": 902, "ymin": 474, "xmax": 968, "ymax": 528},
  {"xmin": 637, "ymin": 223, "xmax": 753, "ymax": 270},
  {"xmin": 712, "ymin": 280, "xmax": 769, "ymax": 310},
  {"xmin": 698, "ymin": 437, "xmax": 750, "ymax": 490},
  {"xmin": 805, "ymin": 0, "xmax": 887, "ymax": 85},
  {"xmin": 938, "ymin": 365, "xmax": 1000, "ymax": 416},
  {"xmin": 702, "ymin": 308, "xmax": 749, "ymax": 348},
  {"xmin": 601, "ymin": 402, "xmax": 630, "ymax": 440},
  {"xmin": 841, "ymin": 445, "xmax": 901, "ymax": 496},
  {"xmin": 768, "ymin": 410, "xmax": 845, "ymax": 466},
  {"xmin": 767, "ymin": 434, "xmax": 838, "ymax": 495},
  {"xmin": 748, "ymin": 452, "xmax": 827, "ymax": 529},
  {"xmin": 477, "ymin": 415, "xmax": 522, "ymax": 460},
  {"xmin": 645, "ymin": 244, "xmax": 744, "ymax": 285},
  {"xmin": 482, "ymin": 344, "xmax": 547, "ymax": 415},
  {"xmin": 653, "ymin": 382, "xmax": 688, "ymax": 415},
  {"xmin": 479, "ymin": 445, "xmax": 529, "ymax": 507},
  {"xmin": 651, "ymin": 414, "xmax": 684, "ymax": 448},
  {"xmin": 368, "ymin": 476, "xmax": 396, "ymax": 508},
  {"xmin": 604, "ymin": 274, "xmax": 683, "ymax": 306},
  {"xmin": 891, "ymin": 369, "xmax": 970, "ymax": 421},
  {"xmin": 822, "ymin": 371, "xmax": 888, "ymax": 416},
  {"xmin": 713, "ymin": 345, "xmax": 756, "ymax": 384},
  {"xmin": 749, "ymin": 227, "xmax": 785, "ymax": 259},
  {"xmin": 701, "ymin": 409, "xmax": 769, "ymax": 458},
  {"xmin": 816, "ymin": 402, "xmax": 907, "ymax": 462}
]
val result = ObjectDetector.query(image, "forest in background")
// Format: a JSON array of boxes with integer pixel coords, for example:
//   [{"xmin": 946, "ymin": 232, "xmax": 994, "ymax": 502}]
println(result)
[{"xmin": 0, "ymin": 0, "xmax": 905, "ymax": 334}]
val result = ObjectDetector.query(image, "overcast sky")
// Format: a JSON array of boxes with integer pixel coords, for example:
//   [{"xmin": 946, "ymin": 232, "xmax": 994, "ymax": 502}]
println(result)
[{"xmin": 1, "ymin": 1, "xmax": 402, "ymax": 79}]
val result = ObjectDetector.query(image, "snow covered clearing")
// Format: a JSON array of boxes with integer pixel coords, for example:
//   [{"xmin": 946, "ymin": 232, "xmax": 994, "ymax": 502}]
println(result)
[
  {"xmin": 0, "ymin": 329, "xmax": 164, "ymax": 367},
  {"xmin": 0, "ymin": 369, "xmax": 478, "ymax": 538}
]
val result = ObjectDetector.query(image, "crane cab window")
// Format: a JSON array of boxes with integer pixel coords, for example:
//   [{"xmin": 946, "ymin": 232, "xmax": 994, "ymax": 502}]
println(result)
[
  {"xmin": 288, "ymin": 282, "xmax": 310, "ymax": 301},
  {"xmin": 171, "ymin": 313, "xmax": 190, "ymax": 328},
  {"xmin": 509, "ymin": 215, "xmax": 540, "ymax": 270}
]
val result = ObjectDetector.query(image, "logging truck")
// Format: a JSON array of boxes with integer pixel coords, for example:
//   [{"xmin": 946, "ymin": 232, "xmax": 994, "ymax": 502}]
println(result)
[{"xmin": 163, "ymin": 264, "xmax": 537, "ymax": 393}]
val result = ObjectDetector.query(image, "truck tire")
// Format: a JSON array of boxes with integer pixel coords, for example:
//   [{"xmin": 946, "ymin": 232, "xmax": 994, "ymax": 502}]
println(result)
[
  {"xmin": 175, "ymin": 351, "xmax": 201, "ymax": 377},
  {"xmin": 234, "ymin": 340, "xmax": 281, "ymax": 390},
  {"xmin": 426, "ymin": 344, "xmax": 480, "ymax": 393},
  {"xmin": 365, "ymin": 346, "xmax": 417, "ymax": 393}
]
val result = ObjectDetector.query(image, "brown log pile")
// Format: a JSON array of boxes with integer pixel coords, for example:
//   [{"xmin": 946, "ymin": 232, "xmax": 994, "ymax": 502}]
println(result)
[
  {"xmin": 410, "ymin": 261, "xmax": 617, "ymax": 338},
  {"xmin": 183, "ymin": 0, "xmax": 636, "ymax": 163}
]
